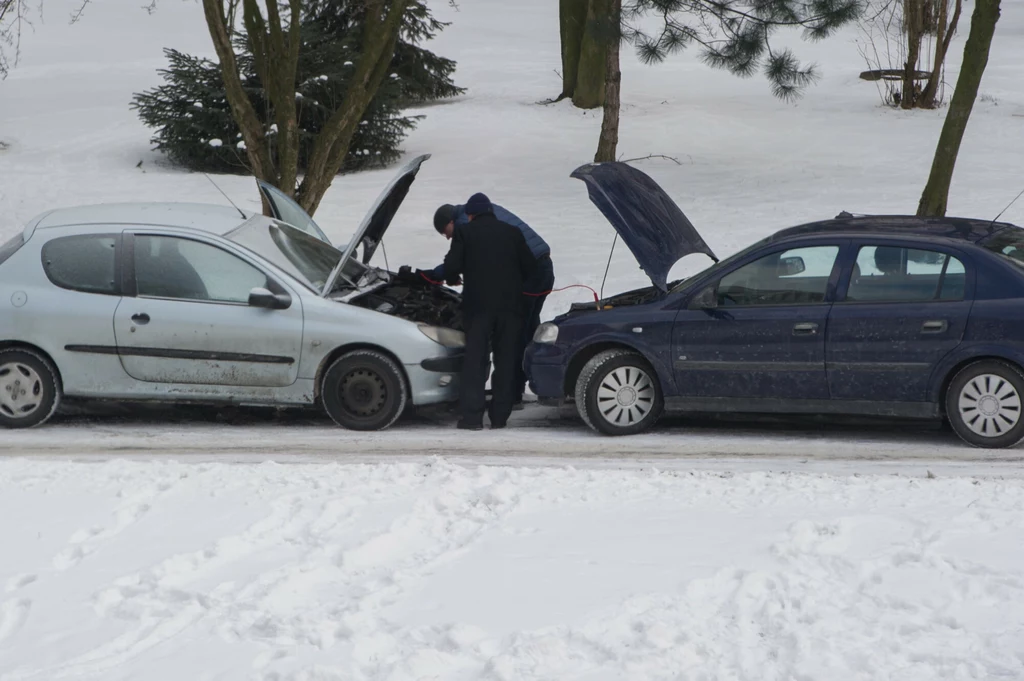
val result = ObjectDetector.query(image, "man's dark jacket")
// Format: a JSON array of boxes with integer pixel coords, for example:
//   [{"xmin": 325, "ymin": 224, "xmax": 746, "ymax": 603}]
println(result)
[{"xmin": 443, "ymin": 213, "xmax": 536, "ymax": 315}]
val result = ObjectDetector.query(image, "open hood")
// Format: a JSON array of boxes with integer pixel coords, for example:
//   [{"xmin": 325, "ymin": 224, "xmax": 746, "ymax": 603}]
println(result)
[
  {"xmin": 338, "ymin": 153, "xmax": 431, "ymax": 267},
  {"xmin": 319, "ymin": 153, "xmax": 430, "ymax": 296},
  {"xmin": 571, "ymin": 162, "xmax": 717, "ymax": 292}
]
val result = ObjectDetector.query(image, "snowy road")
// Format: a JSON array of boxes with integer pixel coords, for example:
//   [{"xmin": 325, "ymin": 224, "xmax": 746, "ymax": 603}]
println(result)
[{"xmin": 4, "ymin": 404, "xmax": 1024, "ymax": 477}]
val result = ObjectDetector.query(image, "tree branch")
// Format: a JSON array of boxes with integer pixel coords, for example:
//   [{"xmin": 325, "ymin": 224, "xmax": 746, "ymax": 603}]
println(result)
[
  {"xmin": 618, "ymin": 153, "xmax": 683, "ymax": 164},
  {"xmin": 201, "ymin": 0, "xmax": 274, "ymax": 185},
  {"xmin": 298, "ymin": 0, "xmax": 411, "ymax": 214}
]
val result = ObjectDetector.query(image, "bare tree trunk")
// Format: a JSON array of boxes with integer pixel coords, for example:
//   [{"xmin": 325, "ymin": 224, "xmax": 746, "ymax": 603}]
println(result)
[
  {"xmin": 243, "ymin": 0, "xmax": 302, "ymax": 196},
  {"xmin": 202, "ymin": 0, "xmax": 409, "ymax": 217},
  {"xmin": 919, "ymin": 0, "xmax": 962, "ymax": 108},
  {"xmin": 297, "ymin": 0, "xmax": 409, "ymax": 215},
  {"xmin": 202, "ymin": 0, "xmax": 274, "ymax": 184},
  {"xmin": 917, "ymin": 0, "xmax": 1001, "ymax": 217},
  {"xmin": 900, "ymin": 0, "xmax": 923, "ymax": 109},
  {"xmin": 572, "ymin": 0, "xmax": 611, "ymax": 109},
  {"xmin": 559, "ymin": 0, "xmax": 589, "ymax": 100},
  {"xmin": 594, "ymin": 0, "xmax": 620, "ymax": 162}
]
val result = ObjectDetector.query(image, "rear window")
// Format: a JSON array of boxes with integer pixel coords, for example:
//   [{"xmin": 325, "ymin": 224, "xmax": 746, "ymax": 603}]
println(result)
[
  {"xmin": 0, "ymin": 233, "xmax": 24, "ymax": 267},
  {"xmin": 41, "ymin": 234, "xmax": 119, "ymax": 295},
  {"xmin": 982, "ymin": 229, "xmax": 1024, "ymax": 268},
  {"xmin": 846, "ymin": 245, "xmax": 965, "ymax": 302}
]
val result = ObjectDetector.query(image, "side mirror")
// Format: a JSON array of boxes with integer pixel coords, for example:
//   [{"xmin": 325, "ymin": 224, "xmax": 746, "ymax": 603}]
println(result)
[
  {"xmin": 777, "ymin": 256, "xmax": 806, "ymax": 277},
  {"xmin": 687, "ymin": 285, "xmax": 718, "ymax": 310},
  {"xmin": 248, "ymin": 287, "xmax": 291, "ymax": 310}
]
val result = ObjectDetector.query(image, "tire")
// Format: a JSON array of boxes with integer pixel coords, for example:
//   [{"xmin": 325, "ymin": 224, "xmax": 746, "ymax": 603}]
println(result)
[
  {"xmin": 575, "ymin": 349, "xmax": 663, "ymax": 436},
  {"xmin": 0, "ymin": 348, "xmax": 61, "ymax": 429},
  {"xmin": 321, "ymin": 350, "xmax": 408, "ymax": 431},
  {"xmin": 945, "ymin": 359, "xmax": 1024, "ymax": 449}
]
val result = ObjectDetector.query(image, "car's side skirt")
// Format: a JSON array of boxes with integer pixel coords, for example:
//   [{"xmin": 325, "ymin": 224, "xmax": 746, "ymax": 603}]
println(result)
[
  {"xmin": 664, "ymin": 397, "xmax": 940, "ymax": 419},
  {"xmin": 65, "ymin": 344, "xmax": 295, "ymax": 365}
]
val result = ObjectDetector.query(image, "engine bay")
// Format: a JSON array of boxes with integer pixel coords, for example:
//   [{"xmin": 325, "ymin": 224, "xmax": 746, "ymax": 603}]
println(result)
[
  {"xmin": 344, "ymin": 270, "xmax": 464, "ymax": 331},
  {"xmin": 567, "ymin": 281, "xmax": 676, "ymax": 312}
]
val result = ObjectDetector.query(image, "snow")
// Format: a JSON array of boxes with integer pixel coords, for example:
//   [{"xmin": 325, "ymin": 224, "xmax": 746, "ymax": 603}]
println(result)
[
  {"xmin": 2, "ymin": 0, "xmax": 1024, "ymax": 677},
  {"xmin": 1, "ymin": 459, "xmax": 1023, "ymax": 680},
  {"xmin": 208, "ymin": 138, "xmax": 223, "ymax": 148}
]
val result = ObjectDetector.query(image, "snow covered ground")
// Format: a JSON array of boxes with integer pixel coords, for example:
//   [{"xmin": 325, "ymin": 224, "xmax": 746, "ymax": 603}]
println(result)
[
  {"xmin": 3, "ymin": 0, "xmax": 1024, "ymax": 678},
  {"xmin": 2, "ymin": 459, "xmax": 1024, "ymax": 681}
]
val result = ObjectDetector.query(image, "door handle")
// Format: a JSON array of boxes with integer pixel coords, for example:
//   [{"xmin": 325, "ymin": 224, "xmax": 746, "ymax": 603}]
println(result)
[
  {"xmin": 921, "ymin": 320, "xmax": 947, "ymax": 334},
  {"xmin": 131, "ymin": 313, "xmax": 150, "ymax": 325},
  {"xmin": 793, "ymin": 322, "xmax": 819, "ymax": 336}
]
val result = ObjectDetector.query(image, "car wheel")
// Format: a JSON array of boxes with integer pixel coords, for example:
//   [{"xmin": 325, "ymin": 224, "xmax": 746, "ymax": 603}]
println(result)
[
  {"xmin": 321, "ymin": 350, "xmax": 408, "ymax": 431},
  {"xmin": 945, "ymin": 360, "xmax": 1024, "ymax": 449},
  {"xmin": 575, "ymin": 349, "xmax": 663, "ymax": 436},
  {"xmin": 0, "ymin": 348, "xmax": 61, "ymax": 429}
]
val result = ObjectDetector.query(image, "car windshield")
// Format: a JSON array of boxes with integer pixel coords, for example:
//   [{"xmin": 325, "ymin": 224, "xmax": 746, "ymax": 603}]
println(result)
[
  {"xmin": 226, "ymin": 217, "xmax": 341, "ymax": 294},
  {"xmin": 982, "ymin": 228, "xmax": 1024, "ymax": 268},
  {"xmin": 667, "ymin": 236, "xmax": 771, "ymax": 294}
]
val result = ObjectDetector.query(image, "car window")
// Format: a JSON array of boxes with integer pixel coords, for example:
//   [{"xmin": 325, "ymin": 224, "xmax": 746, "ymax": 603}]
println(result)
[
  {"xmin": 981, "ymin": 229, "xmax": 1024, "ymax": 269},
  {"xmin": 717, "ymin": 245, "xmax": 839, "ymax": 306},
  {"xmin": 268, "ymin": 222, "xmax": 339, "ymax": 292},
  {"xmin": 259, "ymin": 181, "xmax": 329, "ymax": 242},
  {"xmin": 135, "ymin": 235, "xmax": 269, "ymax": 303},
  {"xmin": 41, "ymin": 234, "xmax": 118, "ymax": 295},
  {"xmin": 0, "ymin": 233, "xmax": 25, "ymax": 267},
  {"xmin": 846, "ymin": 246, "xmax": 965, "ymax": 302}
]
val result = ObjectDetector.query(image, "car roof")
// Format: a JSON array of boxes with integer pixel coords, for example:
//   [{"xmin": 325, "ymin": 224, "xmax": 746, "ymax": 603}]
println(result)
[
  {"xmin": 769, "ymin": 214, "xmax": 1020, "ymax": 245},
  {"xmin": 28, "ymin": 202, "xmax": 254, "ymax": 236}
]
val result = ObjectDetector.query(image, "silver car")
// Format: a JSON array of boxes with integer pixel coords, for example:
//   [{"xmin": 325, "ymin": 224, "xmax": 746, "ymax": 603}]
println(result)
[{"xmin": 0, "ymin": 154, "xmax": 465, "ymax": 430}]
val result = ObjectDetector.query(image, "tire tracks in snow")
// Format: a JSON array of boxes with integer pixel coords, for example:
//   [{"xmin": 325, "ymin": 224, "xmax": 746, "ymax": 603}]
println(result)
[{"xmin": 0, "ymin": 463, "xmax": 527, "ymax": 681}]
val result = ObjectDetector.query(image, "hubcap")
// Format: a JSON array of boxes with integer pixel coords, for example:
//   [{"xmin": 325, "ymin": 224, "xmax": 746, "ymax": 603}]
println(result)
[
  {"xmin": 597, "ymin": 366, "xmax": 654, "ymax": 426},
  {"xmin": 958, "ymin": 374, "xmax": 1022, "ymax": 438},
  {"xmin": 0, "ymin": 362, "xmax": 44, "ymax": 419},
  {"xmin": 340, "ymin": 369, "xmax": 387, "ymax": 417}
]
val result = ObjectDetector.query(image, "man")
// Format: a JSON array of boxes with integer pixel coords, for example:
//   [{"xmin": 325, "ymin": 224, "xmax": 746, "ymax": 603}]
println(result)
[
  {"xmin": 442, "ymin": 193, "xmax": 535, "ymax": 430},
  {"xmin": 425, "ymin": 200, "xmax": 555, "ymax": 407}
]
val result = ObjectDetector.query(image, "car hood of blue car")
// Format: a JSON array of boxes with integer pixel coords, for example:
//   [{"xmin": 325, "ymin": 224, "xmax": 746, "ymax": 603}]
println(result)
[{"xmin": 571, "ymin": 162, "xmax": 718, "ymax": 292}]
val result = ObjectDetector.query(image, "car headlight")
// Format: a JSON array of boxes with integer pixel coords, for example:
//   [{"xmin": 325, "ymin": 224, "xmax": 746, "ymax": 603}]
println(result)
[
  {"xmin": 418, "ymin": 324, "xmax": 466, "ymax": 348},
  {"xmin": 533, "ymin": 322, "xmax": 559, "ymax": 344}
]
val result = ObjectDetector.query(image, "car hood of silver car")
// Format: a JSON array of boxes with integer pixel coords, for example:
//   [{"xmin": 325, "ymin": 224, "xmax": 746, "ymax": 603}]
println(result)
[{"xmin": 257, "ymin": 154, "xmax": 432, "ymax": 294}]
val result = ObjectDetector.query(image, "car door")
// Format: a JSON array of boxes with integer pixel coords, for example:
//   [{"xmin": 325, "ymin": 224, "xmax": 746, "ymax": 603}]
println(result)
[
  {"xmin": 672, "ymin": 244, "xmax": 842, "ymax": 400},
  {"xmin": 826, "ymin": 242, "xmax": 972, "ymax": 402},
  {"xmin": 113, "ymin": 231, "xmax": 304, "ymax": 387}
]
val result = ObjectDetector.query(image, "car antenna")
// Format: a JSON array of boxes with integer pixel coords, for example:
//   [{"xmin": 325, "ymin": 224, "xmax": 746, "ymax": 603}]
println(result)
[
  {"xmin": 203, "ymin": 173, "xmax": 247, "ymax": 220},
  {"xmin": 990, "ymin": 184, "xmax": 1024, "ymax": 226},
  {"xmin": 599, "ymin": 233, "xmax": 618, "ymax": 300}
]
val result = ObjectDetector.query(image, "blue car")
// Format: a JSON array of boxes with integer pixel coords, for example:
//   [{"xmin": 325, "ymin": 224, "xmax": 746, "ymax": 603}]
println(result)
[{"xmin": 525, "ymin": 162, "xmax": 1024, "ymax": 448}]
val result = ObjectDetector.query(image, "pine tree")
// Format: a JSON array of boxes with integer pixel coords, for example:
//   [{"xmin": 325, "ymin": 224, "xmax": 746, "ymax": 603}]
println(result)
[
  {"xmin": 625, "ymin": 0, "xmax": 862, "ymax": 101},
  {"xmin": 132, "ymin": 0, "xmax": 463, "ymax": 175},
  {"xmin": 558, "ymin": 0, "xmax": 862, "ymax": 107}
]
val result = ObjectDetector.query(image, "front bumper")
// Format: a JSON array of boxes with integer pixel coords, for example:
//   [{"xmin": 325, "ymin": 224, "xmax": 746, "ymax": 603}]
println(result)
[
  {"xmin": 406, "ymin": 361, "xmax": 461, "ymax": 406},
  {"xmin": 524, "ymin": 343, "xmax": 566, "ymax": 399},
  {"xmin": 421, "ymin": 354, "xmax": 463, "ymax": 372}
]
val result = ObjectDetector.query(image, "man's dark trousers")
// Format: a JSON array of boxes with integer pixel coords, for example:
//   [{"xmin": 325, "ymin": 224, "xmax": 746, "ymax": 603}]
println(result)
[
  {"xmin": 463, "ymin": 310, "xmax": 523, "ymax": 427},
  {"xmin": 515, "ymin": 254, "xmax": 555, "ymax": 401}
]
